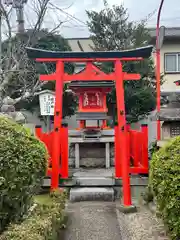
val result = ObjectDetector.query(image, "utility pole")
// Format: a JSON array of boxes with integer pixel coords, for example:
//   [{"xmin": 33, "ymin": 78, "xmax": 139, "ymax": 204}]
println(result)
[
  {"xmin": 4, "ymin": 0, "xmax": 28, "ymax": 69},
  {"xmin": 156, "ymin": 0, "xmax": 165, "ymax": 141},
  {"xmin": 4, "ymin": 0, "xmax": 28, "ymax": 34},
  {"xmin": 14, "ymin": 0, "xmax": 27, "ymax": 33}
]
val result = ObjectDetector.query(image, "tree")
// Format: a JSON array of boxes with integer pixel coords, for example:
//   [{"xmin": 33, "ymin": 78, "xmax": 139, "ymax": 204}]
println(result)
[
  {"xmin": 87, "ymin": 1, "xmax": 160, "ymax": 122},
  {"xmin": 2, "ymin": 30, "xmax": 77, "ymax": 117},
  {"xmin": 0, "ymin": 0, "xmax": 77, "ymax": 117}
]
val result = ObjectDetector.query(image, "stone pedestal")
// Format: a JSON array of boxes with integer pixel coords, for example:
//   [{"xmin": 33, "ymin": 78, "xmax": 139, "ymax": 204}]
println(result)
[
  {"xmin": 153, "ymin": 93, "xmax": 180, "ymax": 147},
  {"xmin": 116, "ymin": 204, "xmax": 137, "ymax": 213},
  {"xmin": 68, "ymin": 129, "xmax": 115, "ymax": 168}
]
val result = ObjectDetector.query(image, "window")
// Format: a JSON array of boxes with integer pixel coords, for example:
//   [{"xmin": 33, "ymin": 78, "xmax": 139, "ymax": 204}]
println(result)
[{"xmin": 165, "ymin": 53, "xmax": 180, "ymax": 73}]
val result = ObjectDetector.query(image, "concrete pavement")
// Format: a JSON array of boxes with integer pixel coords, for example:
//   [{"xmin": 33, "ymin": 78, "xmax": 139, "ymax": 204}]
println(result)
[{"xmin": 63, "ymin": 201, "xmax": 122, "ymax": 240}]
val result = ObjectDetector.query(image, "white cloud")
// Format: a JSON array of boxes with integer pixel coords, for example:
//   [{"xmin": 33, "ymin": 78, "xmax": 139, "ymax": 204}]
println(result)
[{"xmin": 17, "ymin": 0, "xmax": 180, "ymax": 39}]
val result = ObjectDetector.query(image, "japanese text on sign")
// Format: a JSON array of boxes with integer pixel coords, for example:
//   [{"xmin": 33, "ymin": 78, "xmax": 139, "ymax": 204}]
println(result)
[{"xmin": 39, "ymin": 93, "xmax": 55, "ymax": 115}]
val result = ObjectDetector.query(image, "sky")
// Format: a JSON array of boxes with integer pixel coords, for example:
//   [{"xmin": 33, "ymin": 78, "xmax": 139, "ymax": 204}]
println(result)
[
  {"xmin": 53, "ymin": 0, "xmax": 180, "ymax": 38},
  {"xmin": 6, "ymin": 0, "xmax": 180, "ymax": 39}
]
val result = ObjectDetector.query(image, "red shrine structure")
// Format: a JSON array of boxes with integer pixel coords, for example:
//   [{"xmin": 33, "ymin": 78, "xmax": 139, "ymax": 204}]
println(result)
[
  {"xmin": 27, "ymin": 45, "xmax": 153, "ymax": 207},
  {"xmin": 69, "ymin": 80, "xmax": 114, "ymax": 129}
]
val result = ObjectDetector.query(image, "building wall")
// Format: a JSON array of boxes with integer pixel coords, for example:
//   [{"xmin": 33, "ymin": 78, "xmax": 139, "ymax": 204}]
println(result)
[
  {"xmin": 67, "ymin": 37, "xmax": 180, "ymax": 92},
  {"xmin": 157, "ymin": 42, "xmax": 180, "ymax": 91}
]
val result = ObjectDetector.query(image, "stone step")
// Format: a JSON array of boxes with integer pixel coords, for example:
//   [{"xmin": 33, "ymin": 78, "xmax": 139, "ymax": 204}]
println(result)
[
  {"xmin": 74, "ymin": 177, "xmax": 115, "ymax": 186},
  {"xmin": 73, "ymin": 168, "xmax": 114, "ymax": 177},
  {"xmin": 69, "ymin": 187, "xmax": 114, "ymax": 202}
]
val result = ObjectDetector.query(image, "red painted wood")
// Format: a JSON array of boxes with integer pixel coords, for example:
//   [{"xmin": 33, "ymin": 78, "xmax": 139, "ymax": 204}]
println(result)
[
  {"xmin": 79, "ymin": 120, "xmax": 85, "ymax": 129},
  {"xmin": 115, "ymin": 60, "xmax": 132, "ymax": 206},
  {"xmin": 47, "ymin": 168, "xmax": 52, "ymax": 176},
  {"xmin": 35, "ymin": 126, "xmax": 42, "ymax": 139},
  {"xmin": 133, "ymin": 131, "xmax": 140, "ymax": 167},
  {"xmin": 40, "ymin": 72, "xmax": 141, "ymax": 82},
  {"xmin": 115, "ymin": 126, "xmax": 121, "ymax": 178},
  {"xmin": 64, "ymin": 72, "xmax": 141, "ymax": 82},
  {"xmin": 34, "ymin": 55, "xmax": 148, "ymax": 207},
  {"xmin": 126, "ymin": 125, "xmax": 131, "ymax": 165},
  {"xmin": 64, "ymin": 72, "xmax": 115, "ymax": 81},
  {"xmin": 75, "ymin": 88, "xmax": 111, "ymax": 114},
  {"xmin": 51, "ymin": 61, "xmax": 64, "ymax": 190},
  {"xmin": 141, "ymin": 125, "xmax": 149, "ymax": 169},
  {"xmin": 101, "ymin": 120, "xmax": 107, "ymax": 129},
  {"xmin": 40, "ymin": 73, "xmax": 56, "ymax": 81},
  {"xmin": 35, "ymin": 128, "xmax": 54, "ymax": 176},
  {"xmin": 60, "ymin": 126, "xmax": 68, "ymax": 178},
  {"xmin": 123, "ymin": 73, "xmax": 141, "ymax": 80},
  {"xmin": 81, "ymin": 91, "xmax": 103, "ymax": 109}
]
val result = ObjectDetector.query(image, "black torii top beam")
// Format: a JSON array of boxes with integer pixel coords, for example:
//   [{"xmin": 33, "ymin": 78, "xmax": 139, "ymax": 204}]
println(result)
[{"xmin": 26, "ymin": 45, "xmax": 153, "ymax": 60}]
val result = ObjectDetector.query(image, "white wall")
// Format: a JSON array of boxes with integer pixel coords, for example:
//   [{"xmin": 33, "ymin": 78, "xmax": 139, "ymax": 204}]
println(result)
[{"xmin": 153, "ymin": 43, "xmax": 180, "ymax": 91}]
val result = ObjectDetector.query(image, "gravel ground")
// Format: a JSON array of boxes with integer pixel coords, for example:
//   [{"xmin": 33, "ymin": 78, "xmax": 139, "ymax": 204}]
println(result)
[
  {"xmin": 64, "ymin": 201, "xmax": 122, "ymax": 240},
  {"xmin": 63, "ymin": 201, "xmax": 169, "ymax": 240},
  {"xmin": 116, "ymin": 203, "xmax": 169, "ymax": 240}
]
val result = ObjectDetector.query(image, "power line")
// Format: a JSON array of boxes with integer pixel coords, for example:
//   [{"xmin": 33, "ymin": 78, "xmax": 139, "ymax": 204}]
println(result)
[{"xmin": 48, "ymin": 2, "xmax": 88, "ymax": 26}]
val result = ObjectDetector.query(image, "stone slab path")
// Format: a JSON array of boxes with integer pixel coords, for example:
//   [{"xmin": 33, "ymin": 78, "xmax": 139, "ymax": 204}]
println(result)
[{"xmin": 64, "ymin": 201, "xmax": 122, "ymax": 240}]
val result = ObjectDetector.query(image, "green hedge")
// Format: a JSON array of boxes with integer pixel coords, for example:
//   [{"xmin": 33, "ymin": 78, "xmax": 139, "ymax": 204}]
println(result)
[
  {"xmin": 150, "ymin": 137, "xmax": 180, "ymax": 240},
  {"xmin": 0, "ymin": 116, "xmax": 48, "ymax": 232},
  {"xmin": 0, "ymin": 190, "xmax": 67, "ymax": 240}
]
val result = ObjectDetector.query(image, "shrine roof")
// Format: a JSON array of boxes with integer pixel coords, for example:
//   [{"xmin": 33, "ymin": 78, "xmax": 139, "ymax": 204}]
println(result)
[
  {"xmin": 69, "ymin": 81, "xmax": 114, "ymax": 88},
  {"xmin": 153, "ymin": 108, "xmax": 180, "ymax": 121},
  {"xmin": 26, "ymin": 45, "xmax": 153, "ymax": 60}
]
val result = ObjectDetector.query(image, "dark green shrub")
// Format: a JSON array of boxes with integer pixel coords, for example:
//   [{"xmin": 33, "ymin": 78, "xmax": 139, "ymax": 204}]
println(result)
[
  {"xmin": 150, "ymin": 137, "xmax": 180, "ymax": 240},
  {"xmin": 0, "ymin": 116, "xmax": 48, "ymax": 232},
  {"xmin": 0, "ymin": 190, "xmax": 67, "ymax": 240}
]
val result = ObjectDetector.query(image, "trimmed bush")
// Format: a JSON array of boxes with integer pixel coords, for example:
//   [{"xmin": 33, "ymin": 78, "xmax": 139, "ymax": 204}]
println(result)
[
  {"xmin": 0, "ymin": 116, "xmax": 48, "ymax": 232},
  {"xmin": 0, "ymin": 190, "xmax": 67, "ymax": 240},
  {"xmin": 149, "ymin": 136, "xmax": 180, "ymax": 240}
]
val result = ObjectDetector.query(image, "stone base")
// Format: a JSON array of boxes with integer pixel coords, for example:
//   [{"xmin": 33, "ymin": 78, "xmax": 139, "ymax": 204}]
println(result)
[
  {"xmin": 80, "ymin": 157, "xmax": 105, "ymax": 168},
  {"xmin": 75, "ymin": 177, "xmax": 115, "ymax": 186},
  {"xmin": 69, "ymin": 187, "xmax": 114, "ymax": 202},
  {"xmin": 69, "ymin": 141, "xmax": 115, "ymax": 168},
  {"xmin": 116, "ymin": 204, "xmax": 137, "ymax": 213}
]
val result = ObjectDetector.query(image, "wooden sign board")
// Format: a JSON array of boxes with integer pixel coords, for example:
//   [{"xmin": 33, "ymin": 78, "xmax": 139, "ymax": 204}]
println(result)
[{"xmin": 39, "ymin": 91, "xmax": 55, "ymax": 116}]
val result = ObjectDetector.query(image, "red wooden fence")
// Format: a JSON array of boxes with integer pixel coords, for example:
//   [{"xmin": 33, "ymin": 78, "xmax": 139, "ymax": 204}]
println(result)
[
  {"xmin": 115, "ymin": 124, "xmax": 149, "ymax": 177},
  {"xmin": 35, "ymin": 125, "xmax": 69, "ymax": 185}
]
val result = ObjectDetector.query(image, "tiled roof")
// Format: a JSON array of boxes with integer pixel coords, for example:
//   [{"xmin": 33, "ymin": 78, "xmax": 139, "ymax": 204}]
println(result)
[
  {"xmin": 66, "ymin": 27, "xmax": 180, "ymax": 52},
  {"xmin": 149, "ymin": 27, "xmax": 180, "ymax": 38},
  {"xmin": 156, "ymin": 108, "xmax": 180, "ymax": 121},
  {"xmin": 151, "ymin": 108, "xmax": 180, "ymax": 121}
]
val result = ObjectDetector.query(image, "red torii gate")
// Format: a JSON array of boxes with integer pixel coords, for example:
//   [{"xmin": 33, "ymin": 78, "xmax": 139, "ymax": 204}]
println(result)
[{"xmin": 27, "ymin": 46, "xmax": 153, "ymax": 207}]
